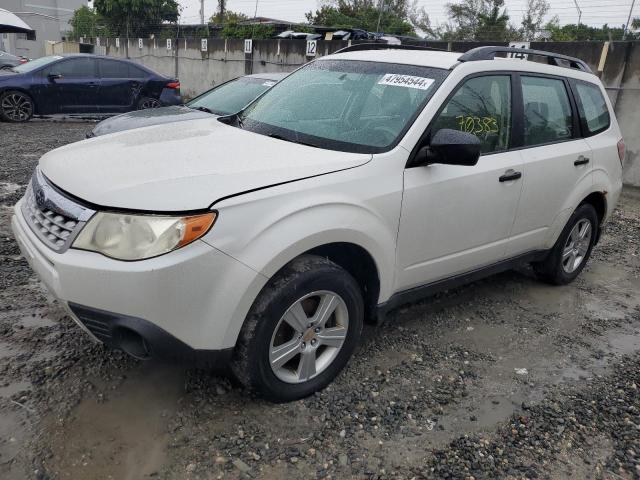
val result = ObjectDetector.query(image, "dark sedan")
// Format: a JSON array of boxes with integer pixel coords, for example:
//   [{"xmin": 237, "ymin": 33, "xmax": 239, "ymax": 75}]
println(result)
[
  {"xmin": 0, "ymin": 54, "xmax": 181, "ymax": 122},
  {"xmin": 89, "ymin": 72, "xmax": 288, "ymax": 137}
]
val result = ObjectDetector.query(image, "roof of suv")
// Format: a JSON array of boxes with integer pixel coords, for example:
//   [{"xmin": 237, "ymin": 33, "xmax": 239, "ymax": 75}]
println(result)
[{"xmin": 324, "ymin": 49, "xmax": 462, "ymax": 70}]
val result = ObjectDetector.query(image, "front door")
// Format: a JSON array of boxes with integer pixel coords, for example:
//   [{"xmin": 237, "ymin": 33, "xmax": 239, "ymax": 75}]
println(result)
[
  {"xmin": 41, "ymin": 57, "xmax": 100, "ymax": 113},
  {"xmin": 396, "ymin": 74, "xmax": 524, "ymax": 291}
]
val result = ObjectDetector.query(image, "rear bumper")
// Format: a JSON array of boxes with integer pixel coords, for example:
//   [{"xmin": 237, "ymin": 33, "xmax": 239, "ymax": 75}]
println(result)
[{"xmin": 159, "ymin": 88, "xmax": 182, "ymax": 105}]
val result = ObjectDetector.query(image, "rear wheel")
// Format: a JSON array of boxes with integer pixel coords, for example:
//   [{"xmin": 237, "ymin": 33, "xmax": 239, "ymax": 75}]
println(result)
[
  {"xmin": 137, "ymin": 97, "xmax": 161, "ymax": 109},
  {"xmin": 0, "ymin": 90, "xmax": 34, "ymax": 122},
  {"xmin": 533, "ymin": 203, "xmax": 598, "ymax": 285},
  {"xmin": 232, "ymin": 255, "xmax": 364, "ymax": 402}
]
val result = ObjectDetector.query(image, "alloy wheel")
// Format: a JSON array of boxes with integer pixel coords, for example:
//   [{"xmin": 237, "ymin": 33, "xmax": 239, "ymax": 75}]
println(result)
[
  {"xmin": 139, "ymin": 98, "xmax": 160, "ymax": 109},
  {"xmin": 1, "ymin": 93, "xmax": 32, "ymax": 121},
  {"xmin": 562, "ymin": 219, "xmax": 592, "ymax": 273},
  {"xmin": 269, "ymin": 290, "xmax": 349, "ymax": 384}
]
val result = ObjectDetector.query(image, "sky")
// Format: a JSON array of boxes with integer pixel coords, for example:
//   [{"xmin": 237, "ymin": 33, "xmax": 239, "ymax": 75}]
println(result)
[{"xmin": 177, "ymin": 0, "xmax": 639, "ymax": 30}]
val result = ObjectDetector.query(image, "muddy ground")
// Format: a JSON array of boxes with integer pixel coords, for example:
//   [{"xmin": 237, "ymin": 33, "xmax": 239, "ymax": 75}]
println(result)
[{"xmin": 0, "ymin": 121, "xmax": 639, "ymax": 480}]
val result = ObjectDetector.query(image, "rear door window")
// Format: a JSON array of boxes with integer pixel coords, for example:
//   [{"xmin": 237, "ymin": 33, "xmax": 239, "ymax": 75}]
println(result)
[
  {"xmin": 100, "ymin": 59, "xmax": 130, "ymax": 78},
  {"xmin": 573, "ymin": 81, "xmax": 610, "ymax": 136},
  {"xmin": 521, "ymin": 76, "xmax": 573, "ymax": 146}
]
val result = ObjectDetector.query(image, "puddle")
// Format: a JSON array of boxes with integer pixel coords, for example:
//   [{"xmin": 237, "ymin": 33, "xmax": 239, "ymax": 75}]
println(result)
[
  {"xmin": 0, "ymin": 380, "xmax": 32, "ymax": 399},
  {"xmin": 46, "ymin": 361, "xmax": 185, "ymax": 480},
  {"xmin": 16, "ymin": 315, "xmax": 56, "ymax": 329}
]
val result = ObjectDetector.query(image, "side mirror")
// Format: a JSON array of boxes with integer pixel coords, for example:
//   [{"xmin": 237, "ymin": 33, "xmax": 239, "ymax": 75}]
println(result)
[
  {"xmin": 413, "ymin": 128, "xmax": 481, "ymax": 167},
  {"xmin": 47, "ymin": 73, "xmax": 62, "ymax": 82}
]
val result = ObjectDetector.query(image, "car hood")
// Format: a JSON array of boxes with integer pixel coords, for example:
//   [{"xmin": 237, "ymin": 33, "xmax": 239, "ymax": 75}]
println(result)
[
  {"xmin": 39, "ymin": 117, "xmax": 372, "ymax": 211},
  {"xmin": 91, "ymin": 106, "xmax": 212, "ymax": 136}
]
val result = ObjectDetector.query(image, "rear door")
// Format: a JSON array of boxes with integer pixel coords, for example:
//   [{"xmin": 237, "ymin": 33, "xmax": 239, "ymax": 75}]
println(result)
[
  {"xmin": 41, "ymin": 57, "xmax": 100, "ymax": 113},
  {"xmin": 505, "ymin": 74, "xmax": 592, "ymax": 257},
  {"xmin": 97, "ymin": 59, "xmax": 146, "ymax": 112}
]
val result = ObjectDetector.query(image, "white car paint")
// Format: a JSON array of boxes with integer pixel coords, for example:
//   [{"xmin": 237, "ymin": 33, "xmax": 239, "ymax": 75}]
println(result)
[{"xmin": 12, "ymin": 48, "xmax": 624, "ymax": 356}]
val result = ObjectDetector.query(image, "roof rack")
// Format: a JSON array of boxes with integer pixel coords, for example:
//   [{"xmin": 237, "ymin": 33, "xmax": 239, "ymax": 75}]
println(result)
[
  {"xmin": 334, "ymin": 43, "xmax": 447, "ymax": 54},
  {"xmin": 458, "ymin": 46, "xmax": 593, "ymax": 74}
]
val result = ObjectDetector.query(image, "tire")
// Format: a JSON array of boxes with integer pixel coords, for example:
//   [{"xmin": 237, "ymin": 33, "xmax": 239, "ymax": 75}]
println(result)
[
  {"xmin": 533, "ymin": 203, "xmax": 598, "ymax": 285},
  {"xmin": 232, "ymin": 255, "xmax": 364, "ymax": 402},
  {"xmin": 137, "ymin": 96, "xmax": 161, "ymax": 110},
  {"xmin": 0, "ymin": 90, "xmax": 34, "ymax": 122}
]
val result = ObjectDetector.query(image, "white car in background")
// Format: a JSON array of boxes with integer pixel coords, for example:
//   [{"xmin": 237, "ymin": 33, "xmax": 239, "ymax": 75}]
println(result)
[{"xmin": 12, "ymin": 44, "xmax": 623, "ymax": 402}]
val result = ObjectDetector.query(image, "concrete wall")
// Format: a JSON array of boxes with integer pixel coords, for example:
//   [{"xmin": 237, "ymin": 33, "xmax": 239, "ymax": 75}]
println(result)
[{"xmin": 95, "ymin": 38, "xmax": 640, "ymax": 187}]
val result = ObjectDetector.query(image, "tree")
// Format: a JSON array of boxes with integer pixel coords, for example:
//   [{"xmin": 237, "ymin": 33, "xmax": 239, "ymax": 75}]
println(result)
[
  {"xmin": 543, "ymin": 17, "xmax": 634, "ymax": 41},
  {"xmin": 305, "ymin": 0, "xmax": 418, "ymax": 36},
  {"xmin": 209, "ymin": 10, "xmax": 248, "ymax": 24},
  {"xmin": 93, "ymin": 0, "xmax": 180, "ymax": 37},
  {"xmin": 444, "ymin": 0, "xmax": 511, "ymax": 40},
  {"xmin": 520, "ymin": 0, "xmax": 549, "ymax": 40},
  {"xmin": 475, "ymin": 0, "xmax": 510, "ymax": 41},
  {"xmin": 69, "ymin": 6, "xmax": 109, "ymax": 39}
]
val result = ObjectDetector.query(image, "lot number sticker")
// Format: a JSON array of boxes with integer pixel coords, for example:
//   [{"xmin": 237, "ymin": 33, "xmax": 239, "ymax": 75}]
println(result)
[
  {"xmin": 244, "ymin": 39, "xmax": 253, "ymax": 54},
  {"xmin": 201, "ymin": 38, "xmax": 207, "ymax": 52},
  {"xmin": 115, "ymin": 37, "xmax": 120, "ymax": 48},
  {"xmin": 166, "ymin": 39, "xmax": 172, "ymax": 50},
  {"xmin": 378, "ymin": 74, "xmax": 434, "ymax": 90},
  {"xmin": 138, "ymin": 38, "xmax": 143, "ymax": 49},
  {"xmin": 306, "ymin": 40, "xmax": 317, "ymax": 57}
]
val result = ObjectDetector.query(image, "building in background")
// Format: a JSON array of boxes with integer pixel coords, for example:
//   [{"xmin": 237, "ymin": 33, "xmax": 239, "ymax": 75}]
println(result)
[{"xmin": 1, "ymin": 0, "xmax": 86, "ymax": 58}]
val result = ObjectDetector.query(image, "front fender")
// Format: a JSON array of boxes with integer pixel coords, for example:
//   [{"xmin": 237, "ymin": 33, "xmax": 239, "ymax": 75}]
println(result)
[{"xmin": 202, "ymin": 168, "xmax": 403, "ymax": 303}]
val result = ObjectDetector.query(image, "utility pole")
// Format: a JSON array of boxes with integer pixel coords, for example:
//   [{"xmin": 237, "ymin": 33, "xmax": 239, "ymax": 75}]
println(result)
[
  {"xmin": 623, "ymin": 0, "xmax": 637, "ymax": 39},
  {"xmin": 219, "ymin": 0, "xmax": 226, "ymax": 24},
  {"xmin": 376, "ymin": 0, "xmax": 385, "ymax": 33},
  {"xmin": 200, "ymin": 0, "xmax": 205, "ymax": 24},
  {"xmin": 572, "ymin": 0, "xmax": 582, "ymax": 27}
]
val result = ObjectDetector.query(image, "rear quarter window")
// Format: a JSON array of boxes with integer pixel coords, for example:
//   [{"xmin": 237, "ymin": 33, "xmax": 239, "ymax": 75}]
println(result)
[{"xmin": 573, "ymin": 81, "xmax": 610, "ymax": 136}]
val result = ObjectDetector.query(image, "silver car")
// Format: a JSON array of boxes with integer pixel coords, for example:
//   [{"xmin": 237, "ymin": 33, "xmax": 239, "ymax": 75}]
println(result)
[{"xmin": 89, "ymin": 72, "xmax": 288, "ymax": 137}]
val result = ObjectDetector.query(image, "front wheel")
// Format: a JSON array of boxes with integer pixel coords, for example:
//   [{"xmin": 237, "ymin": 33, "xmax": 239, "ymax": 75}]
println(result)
[
  {"xmin": 232, "ymin": 255, "xmax": 364, "ymax": 402},
  {"xmin": 0, "ymin": 90, "xmax": 34, "ymax": 122},
  {"xmin": 533, "ymin": 203, "xmax": 598, "ymax": 285}
]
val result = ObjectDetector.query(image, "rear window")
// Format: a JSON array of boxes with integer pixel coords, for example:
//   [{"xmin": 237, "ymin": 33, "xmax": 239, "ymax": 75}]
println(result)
[{"xmin": 574, "ymin": 81, "xmax": 610, "ymax": 136}]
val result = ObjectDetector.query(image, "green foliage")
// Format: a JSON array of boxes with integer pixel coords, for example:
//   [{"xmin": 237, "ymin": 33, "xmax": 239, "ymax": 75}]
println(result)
[
  {"xmin": 209, "ymin": 10, "xmax": 248, "ymax": 24},
  {"xmin": 443, "ymin": 0, "xmax": 511, "ymax": 40},
  {"xmin": 220, "ymin": 23, "xmax": 275, "ymax": 40},
  {"xmin": 93, "ymin": 0, "xmax": 180, "ymax": 37},
  {"xmin": 305, "ymin": 0, "xmax": 418, "ymax": 36},
  {"xmin": 543, "ymin": 17, "xmax": 633, "ymax": 41},
  {"xmin": 68, "ymin": 6, "xmax": 110, "ymax": 39}
]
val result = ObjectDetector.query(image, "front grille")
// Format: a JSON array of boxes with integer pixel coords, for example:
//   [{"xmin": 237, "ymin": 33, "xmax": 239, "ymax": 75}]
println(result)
[
  {"xmin": 21, "ymin": 169, "xmax": 95, "ymax": 252},
  {"xmin": 23, "ymin": 185, "xmax": 78, "ymax": 249}
]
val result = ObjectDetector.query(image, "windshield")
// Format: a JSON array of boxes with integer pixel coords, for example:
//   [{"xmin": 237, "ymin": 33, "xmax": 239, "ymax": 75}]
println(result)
[
  {"xmin": 12, "ymin": 55, "xmax": 62, "ymax": 73},
  {"xmin": 238, "ymin": 60, "xmax": 448, "ymax": 153},
  {"xmin": 187, "ymin": 76, "xmax": 277, "ymax": 115}
]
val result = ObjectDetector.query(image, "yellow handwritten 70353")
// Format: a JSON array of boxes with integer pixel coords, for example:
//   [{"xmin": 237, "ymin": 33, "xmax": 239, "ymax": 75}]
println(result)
[{"xmin": 455, "ymin": 116, "xmax": 499, "ymax": 135}]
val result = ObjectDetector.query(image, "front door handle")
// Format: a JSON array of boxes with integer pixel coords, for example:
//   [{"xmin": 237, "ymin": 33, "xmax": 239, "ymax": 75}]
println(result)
[
  {"xmin": 499, "ymin": 169, "xmax": 522, "ymax": 182},
  {"xmin": 574, "ymin": 155, "xmax": 590, "ymax": 166}
]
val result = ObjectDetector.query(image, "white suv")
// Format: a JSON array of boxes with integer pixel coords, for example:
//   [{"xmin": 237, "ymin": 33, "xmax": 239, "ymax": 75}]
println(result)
[{"xmin": 12, "ymin": 45, "xmax": 624, "ymax": 401}]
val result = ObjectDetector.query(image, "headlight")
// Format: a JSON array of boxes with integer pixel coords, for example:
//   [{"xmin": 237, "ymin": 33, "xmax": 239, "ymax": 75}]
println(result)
[{"xmin": 72, "ymin": 211, "xmax": 216, "ymax": 261}]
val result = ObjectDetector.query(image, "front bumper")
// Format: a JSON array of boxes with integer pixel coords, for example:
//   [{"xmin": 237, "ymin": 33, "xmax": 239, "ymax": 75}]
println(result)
[{"xmin": 11, "ymin": 201, "xmax": 268, "ymax": 353}]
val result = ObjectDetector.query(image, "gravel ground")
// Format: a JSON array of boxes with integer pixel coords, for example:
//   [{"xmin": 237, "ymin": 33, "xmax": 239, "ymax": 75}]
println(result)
[{"xmin": 1, "ymin": 121, "xmax": 639, "ymax": 480}]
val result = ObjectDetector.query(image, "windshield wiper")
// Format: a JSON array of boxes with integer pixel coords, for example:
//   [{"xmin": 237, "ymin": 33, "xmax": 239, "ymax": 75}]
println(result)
[
  {"xmin": 267, "ymin": 133, "xmax": 318, "ymax": 148},
  {"xmin": 192, "ymin": 106, "xmax": 214, "ymax": 114}
]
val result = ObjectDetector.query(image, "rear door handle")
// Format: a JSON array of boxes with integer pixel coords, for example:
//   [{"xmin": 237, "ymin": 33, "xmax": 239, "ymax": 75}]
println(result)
[
  {"xmin": 499, "ymin": 169, "xmax": 522, "ymax": 182},
  {"xmin": 574, "ymin": 155, "xmax": 590, "ymax": 166}
]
